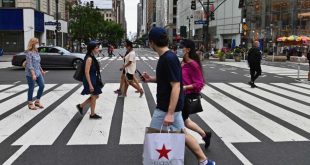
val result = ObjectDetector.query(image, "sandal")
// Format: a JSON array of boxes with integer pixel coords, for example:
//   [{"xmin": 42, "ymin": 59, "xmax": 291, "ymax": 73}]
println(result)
[
  {"xmin": 28, "ymin": 102, "xmax": 37, "ymax": 110},
  {"xmin": 34, "ymin": 101, "xmax": 44, "ymax": 109}
]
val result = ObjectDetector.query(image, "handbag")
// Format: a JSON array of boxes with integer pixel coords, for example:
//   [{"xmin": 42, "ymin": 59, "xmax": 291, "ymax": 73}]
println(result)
[
  {"xmin": 184, "ymin": 93, "xmax": 203, "ymax": 114},
  {"xmin": 96, "ymin": 73, "xmax": 104, "ymax": 89},
  {"xmin": 73, "ymin": 63, "xmax": 84, "ymax": 82}
]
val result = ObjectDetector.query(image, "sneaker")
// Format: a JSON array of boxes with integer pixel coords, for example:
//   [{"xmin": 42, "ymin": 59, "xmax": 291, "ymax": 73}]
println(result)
[
  {"xmin": 248, "ymin": 81, "xmax": 256, "ymax": 88},
  {"xmin": 252, "ymin": 83, "xmax": 258, "ymax": 88},
  {"xmin": 90, "ymin": 114, "xmax": 102, "ymax": 119},
  {"xmin": 114, "ymin": 89, "xmax": 121, "ymax": 94},
  {"xmin": 202, "ymin": 131, "xmax": 212, "ymax": 149},
  {"xmin": 76, "ymin": 104, "xmax": 83, "ymax": 115},
  {"xmin": 199, "ymin": 159, "xmax": 216, "ymax": 165}
]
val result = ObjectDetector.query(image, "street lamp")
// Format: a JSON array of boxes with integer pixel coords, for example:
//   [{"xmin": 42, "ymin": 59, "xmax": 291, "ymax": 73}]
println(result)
[{"xmin": 187, "ymin": 15, "xmax": 193, "ymax": 39}]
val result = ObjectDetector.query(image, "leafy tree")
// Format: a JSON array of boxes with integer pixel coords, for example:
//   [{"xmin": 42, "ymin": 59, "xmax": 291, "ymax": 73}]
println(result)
[{"xmin": 67, "ymin": 1, "xmax": 125, "ymax": 49}]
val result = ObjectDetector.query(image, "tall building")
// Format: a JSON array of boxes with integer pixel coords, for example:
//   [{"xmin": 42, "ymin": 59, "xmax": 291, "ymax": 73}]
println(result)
[
  {"xmin": 156, "ymin": 0, "xmax": 177, "ymax": 44},
  {"xmin": 112, "ymin": 0, "xmax": 126, "ymax": 37},
  {"xmin": 146, "ymin": 0, "xmax": 156, "ymax": 33},
  {"xmin": 137, "ymin": 2, "xmax": 143, "ymax": 37},
  {"xmin": 177, "ymin": 0, "xmax": 242, "ymax": 50},
  {"xmin": 0, "ymin": 0, "xmax": 68, "ymax": 52}
]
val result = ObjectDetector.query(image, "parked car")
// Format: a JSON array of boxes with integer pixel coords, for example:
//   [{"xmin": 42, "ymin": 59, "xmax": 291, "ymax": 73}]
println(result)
[{"xmin": 12, "ymin": 46, "xmax": 85, "ymax": 69}]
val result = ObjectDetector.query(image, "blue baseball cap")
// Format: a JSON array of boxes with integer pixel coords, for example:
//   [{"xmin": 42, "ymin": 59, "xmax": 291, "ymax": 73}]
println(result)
[
  {"xmin": 87, "ymin": 40, "xmax": 101, "ymax": 47},
  {"xmin": 148, "ymin": 27, "xmax": 167, "ymax": 42}
]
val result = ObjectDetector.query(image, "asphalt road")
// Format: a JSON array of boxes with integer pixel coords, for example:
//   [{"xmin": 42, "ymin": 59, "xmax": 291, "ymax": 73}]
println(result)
[{"xmin": 0, "ymin": 48, "xmax": 309, "ymax": 165}]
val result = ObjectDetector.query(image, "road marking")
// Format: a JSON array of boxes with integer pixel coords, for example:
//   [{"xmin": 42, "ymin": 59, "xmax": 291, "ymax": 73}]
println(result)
[
  {"xmin": 224, "ymin": 142, "xmax": 253, "ymax": 165},
  {"xmin": 147, "ymin": 57, "xmax": 156, "ymax": 60},
  {"xmin": 13, "ymin": 85, "xmax": 80, "ymax": 145},
  {"xmin": 0, "ymin": 84, "xmax": 68, "ymax": 143},
  {"xmin": 291, "ymin": 83, "xmax": 310, "ymax": 89},
  {"xmin": 271, "ymin": 83, "xmax": 310, "ymax": 95},
  {"xmin": 13, "ymin": 81, "xmax": 21, "ymax": 84},
  {"xmin": 3, "ymin": 145, "xmax": 30, "ymax": 165},
  {"xmin": 141, "ymin": 57, "xmax": 148, "ymax": 61},
  {"xmin": 203, "ymin": 85, "xmax": 307, "ymax": 142},
  {"xmin": 231, "ymin": 72, "xmax": 238, "ymax": 74},
  {"xmin": 273, "ymin": 76, "xmax": 283, "ymax": 78},
  {"xmin": 120, "ymin": 84, "xmax": 151, "ymax": 144},
  {"xmin": 68, "ymin": 84, "xmax": 119, "ymax": 145},
  {"xmin": 0, "ymin": 84, "xmax": 55, "ymax": 116},
  {"xmin": 212, "ymin": 83, "xmax": 310, "ymax": 135},
  {"xmin": 198, "ymin": 98, "xmax": 259, "ymax": 143},
  {"xmin": 0, "ymin": 84, "xmax": 28, "ymax": 101},
  {"xmin": 231, "ymin": 83, "xmax": 310, "ymax": 117},
  {"xmin": 0, "ymin": 85, "xmax": 13, "ymax": 91}
]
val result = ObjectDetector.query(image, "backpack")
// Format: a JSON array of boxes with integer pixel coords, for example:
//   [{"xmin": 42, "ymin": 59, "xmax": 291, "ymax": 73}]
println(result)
[{"xmin": 73, "ymin": 62, "xmax": 84, "ymax": 81}]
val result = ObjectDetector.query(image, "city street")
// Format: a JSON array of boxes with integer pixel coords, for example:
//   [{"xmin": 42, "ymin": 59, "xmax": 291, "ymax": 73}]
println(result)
[{"xmin": 0, "ymin": 48, "xmax": 310, "ymax": 165}]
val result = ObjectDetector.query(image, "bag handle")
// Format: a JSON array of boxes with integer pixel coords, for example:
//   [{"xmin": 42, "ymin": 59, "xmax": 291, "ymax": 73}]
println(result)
[{"xmin": 160, "ymin": 124, "xmax": 171, "ymax": 134}]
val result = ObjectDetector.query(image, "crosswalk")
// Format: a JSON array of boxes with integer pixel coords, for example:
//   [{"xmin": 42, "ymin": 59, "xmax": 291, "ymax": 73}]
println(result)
[
  {"xmin": 0, "ymin": 82, "xmax": 310, "ymax": 163},
  {"xmin": 214, "ymin": 61, "xmax": 309, "ymax": 79},
  {"xmin": 96, "ymin": 56, "xmax": 183, "ymax": 62}
]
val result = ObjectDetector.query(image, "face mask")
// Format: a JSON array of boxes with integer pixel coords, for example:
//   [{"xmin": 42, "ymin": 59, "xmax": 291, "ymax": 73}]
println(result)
[{"xmin": 35, "ymin": 44, "xmax": 39, "ymax": 49}]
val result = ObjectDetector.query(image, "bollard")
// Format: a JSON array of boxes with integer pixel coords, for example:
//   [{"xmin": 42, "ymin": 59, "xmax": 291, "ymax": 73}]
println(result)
[{"xmin": 297, "ymin": 57, "xmax": 300, "ymax": 80}]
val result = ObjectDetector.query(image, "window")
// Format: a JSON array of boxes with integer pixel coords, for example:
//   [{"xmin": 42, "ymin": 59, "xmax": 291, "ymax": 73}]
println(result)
[
  {"xmin": 173, "ymin": 0, "xmax": 177, "ymax": 6},
  {"xmin": 2, "ymin": 0, "xmax": 15, "ymax": 7},
  {"xmin": 49, "ymin": 48, "xmax": 60, "ymax": 53},
  {"xmin": 173, "ymin": 7, "xmax": 177, "ymax": 15}
]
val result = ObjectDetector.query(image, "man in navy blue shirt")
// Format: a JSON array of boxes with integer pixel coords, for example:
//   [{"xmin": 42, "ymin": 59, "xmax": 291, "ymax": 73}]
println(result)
[{"xmin": 143, "ymin": 27, "xmax": 215, "ymax": 165}]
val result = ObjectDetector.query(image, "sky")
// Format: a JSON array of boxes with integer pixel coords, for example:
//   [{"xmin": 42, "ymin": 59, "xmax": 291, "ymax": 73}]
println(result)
[{"xmin": 81, "ymin": 0, "xmax": 139, "ymax": 39}]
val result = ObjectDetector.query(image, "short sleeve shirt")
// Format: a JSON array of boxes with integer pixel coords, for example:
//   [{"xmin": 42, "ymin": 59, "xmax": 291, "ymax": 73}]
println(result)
[
  {"xmin": 156, "ymin": 50, "xmax": 184, "ymax": 112},
  {"xmin": 124, "ymin": 50, "xmax": 136, "ymax": 74}
]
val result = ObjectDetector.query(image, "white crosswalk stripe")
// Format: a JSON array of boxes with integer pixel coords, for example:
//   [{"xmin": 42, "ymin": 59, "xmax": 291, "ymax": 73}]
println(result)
[{"xmin": 0, "ymin": 82, "xmax": 309, "ymax": 148}]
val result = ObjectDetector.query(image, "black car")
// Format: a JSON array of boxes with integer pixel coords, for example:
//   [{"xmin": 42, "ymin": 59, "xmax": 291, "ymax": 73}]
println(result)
[{"xmin": 12, "ymin": 46, "xmax": 85, "ymax": 69}]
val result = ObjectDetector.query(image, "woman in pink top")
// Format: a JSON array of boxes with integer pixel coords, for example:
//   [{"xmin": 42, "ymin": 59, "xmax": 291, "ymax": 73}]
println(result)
[{"xmin": 181, "ymin": 39, "xmax": 212, "ymax": 150}]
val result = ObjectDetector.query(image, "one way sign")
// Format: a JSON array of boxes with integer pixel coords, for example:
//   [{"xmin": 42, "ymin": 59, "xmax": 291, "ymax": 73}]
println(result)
[{"xmin": 194, "ymin": 20, "xmax": 207, "ymax": 24}]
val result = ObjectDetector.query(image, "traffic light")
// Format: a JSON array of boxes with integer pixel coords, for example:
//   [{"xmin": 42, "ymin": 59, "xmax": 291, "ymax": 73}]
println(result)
[
  {"xmin": 180, "ymin": 26, "xmax": 187, "ymax": 38},
  {"xmin": 191, "ymin": 0, "xmax": 196, "ymax": 10},
  {"xmin": 210, "ymin": 12, "xmax": 215, "ymax": 20}
]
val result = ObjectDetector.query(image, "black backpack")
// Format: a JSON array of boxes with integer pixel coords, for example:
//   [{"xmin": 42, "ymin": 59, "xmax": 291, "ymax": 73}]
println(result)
[{"xmin": 73, "ymin": 62, "xmax": 84, "ymax": 82}]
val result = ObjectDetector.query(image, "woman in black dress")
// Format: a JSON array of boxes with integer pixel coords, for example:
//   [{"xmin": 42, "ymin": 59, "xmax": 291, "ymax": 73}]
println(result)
[{"xmin": 76, "ymin": 41, "xmax": 102, "ymax": 119}]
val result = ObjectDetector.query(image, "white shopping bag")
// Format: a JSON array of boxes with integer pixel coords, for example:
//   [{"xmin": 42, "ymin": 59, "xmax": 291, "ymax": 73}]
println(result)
[{"xmin": 143, "ymin": 127, "xmax": 185, "ymax": 165}]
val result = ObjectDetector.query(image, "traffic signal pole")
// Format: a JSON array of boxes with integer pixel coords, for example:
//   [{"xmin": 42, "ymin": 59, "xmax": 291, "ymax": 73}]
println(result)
[{"xmin": 55, "ymin": 0, "xmax": 59, "ymax": 46}]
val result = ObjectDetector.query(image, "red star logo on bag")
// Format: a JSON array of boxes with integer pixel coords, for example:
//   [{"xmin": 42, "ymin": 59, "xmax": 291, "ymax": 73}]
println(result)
[{"xmin": 156, "ymin": 144, "xmax": 171, "ymax": 160}]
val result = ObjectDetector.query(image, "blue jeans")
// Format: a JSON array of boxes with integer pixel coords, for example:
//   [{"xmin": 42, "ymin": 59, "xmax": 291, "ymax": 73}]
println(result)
[
  {"xmin": 150, "ymin": 109, "xmax": 185, "ymax": 131},
  {"xmin": 26, "ymin": 75, "xmax": 45, "ymax": 101}
]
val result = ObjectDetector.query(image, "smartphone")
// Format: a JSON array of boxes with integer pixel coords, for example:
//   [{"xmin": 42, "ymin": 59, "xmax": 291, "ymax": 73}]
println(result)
[{"xmin": 136, "ymin": 69, "xmax": 145, "ymax": 81}]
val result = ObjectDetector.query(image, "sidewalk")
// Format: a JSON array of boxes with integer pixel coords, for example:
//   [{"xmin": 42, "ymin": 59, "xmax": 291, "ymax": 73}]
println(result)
[{"xmin": 0, "ymin": 54, "xmax": 14, "ymax": 62}]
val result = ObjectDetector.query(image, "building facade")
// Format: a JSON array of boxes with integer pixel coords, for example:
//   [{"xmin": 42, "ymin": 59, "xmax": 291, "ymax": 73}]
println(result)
[
  {"xmin": 243, "ymin": 0, "xmax": 310, "ymax": 50},
  {"xmin": 0, "ymin": 0, "xmax": 68, "ymax": 52},
  {"xmin": 137, "ymin": 2, "xmax": 143, "ymax": 37}
]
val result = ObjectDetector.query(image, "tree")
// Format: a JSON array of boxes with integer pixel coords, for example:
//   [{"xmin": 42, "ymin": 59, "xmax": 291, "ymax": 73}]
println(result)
[{"xmin": 68, "ymin": 1, "xmax": 125, "ymax": 49}]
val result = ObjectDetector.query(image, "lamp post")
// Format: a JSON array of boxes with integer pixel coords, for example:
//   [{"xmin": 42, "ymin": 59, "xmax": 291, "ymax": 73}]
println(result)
[
  {"xmin": 187, "ymin": 15, "xmax": 193, "ymax": 39},
  {"xmin": 55, "ymin": 0, "xmax": 59, "ymax": 46}
]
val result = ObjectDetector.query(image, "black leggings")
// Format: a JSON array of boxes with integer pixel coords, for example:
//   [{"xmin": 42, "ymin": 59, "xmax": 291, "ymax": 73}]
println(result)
[{"xmin": 250, "ymin": 67, "xmax": 262, "ymax": 82}]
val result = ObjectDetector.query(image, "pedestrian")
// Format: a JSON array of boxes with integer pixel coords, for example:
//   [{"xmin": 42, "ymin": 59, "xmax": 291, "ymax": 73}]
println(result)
[
  {"xmin": 307, "ymin": 50, "xmax": 310, "ymax": 81},
  {"xmin": 76, "ymin": 41, "xmax": 102, "ymax": 119},
  {"xmin": 247, "ymin": 41, "xmax": 262, "ymax": 88},
  {"xmin": 142, "ymin": 27, "xmax": 215, "ymax": 165},
  {"xmin": 25, "ymin": 38, "xmax": 46, "ymax": 110},
  {"xmin": 181, "ymin": 39, "xmax": 212, "ymax": 149},
  {"xmin": 122, "ymin": 39, "xmax": 144, "ymax": 97}
]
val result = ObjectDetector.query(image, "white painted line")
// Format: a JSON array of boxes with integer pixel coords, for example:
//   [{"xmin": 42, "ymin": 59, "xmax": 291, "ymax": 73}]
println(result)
[
  {"xmin": 224, "ymin": 142, "xmax": 253, "ymax": 165},
  {"xmin": 272, "ymin": 83, "xmax": 310, "ymax": 95},
  {"xmin": 147, "ymin": 57, "xmax": 156, "ymax": 60},
  {"xmin": 0, "ymin": 62, "xmax": 13, "ymax": 69},
  {"xmin": 231, "ymin": 72, "xmax": 238, "ymax": 74},
  {"xmin": 141, "ymin": 57, "xmax": 148, "ymax": 61},
  {"xmin": 198, "ymin": 98, "xmax": 259, "ymax": 143},
  {"xmin": 108, "ymin": 57, "xmax": 117, "ymax": 61},
  {"xmin": 0, "ymin": 84, "xmax": 55, "ymax": 116},
  {"xmin": 13, "ymin": 85, "xmax": 80, "ymax": 145},
  {"xmin": 220, "ymin": 69, "xmax": 226, "ymax": 71},
  {"xmin": 0, "ymin": 84, "xmax": 69, "ymax": 143},
  {"xmin": 154, "ymin": 57, "xmax": 159, "ymax": 60},
  {"xmin": 3, "ymin": 145, "xmax": 30, "ymax": 165},
  {"xmin": 120, "ymin": 84, "xmax": 151, "ymax": 144},
  {"xmin": 273, "ymin": 76, "xmax": 283, "ymax": 78},
  {"xmin": 231, "ymin": 83, "xmax": 310, "ymax": 119},
  {"xmin": 0, "ymin": 85, "xmax": 28, "ymax": 101},
  {"xmin": 210, "ymin": 67, "xmax": 214, "ymax": 69},
  {"xmin": 0, "ymin": 85, "xmax": 13, "ymax": 91},
  {"xmin": 292, "ymin": 83, "xmax": 310, "ymax": 89},
  {"xmin": 213, "ymin": 83, "xmax": 310, "ymax": 136},
  {"xmin": 13, "ymin": 81, "xmax": 21, "ymax": 84},
  {"xmin": 68, "ymin": 83, "xmax": 118, "ymax": 145},
  {"xmin": 288, "ymin": 76, "xmax": 309, "ymax": 79},
  {"xmin": 101, "ymin": 57, "xmax": 109, "ymax": 61},
  {"xmin": 202, "ymin": 85, "xmax": 307, "ymax": 142},
  {"xmin": 135, "ymin": 57, "xmax": 140, "ymax": 61}
]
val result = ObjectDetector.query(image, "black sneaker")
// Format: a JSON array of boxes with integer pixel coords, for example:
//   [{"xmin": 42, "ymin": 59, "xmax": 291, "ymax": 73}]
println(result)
[
  {"xmin": 90, "ymin": 114, "xmax": 102, "ymax": 119},
  {"xmin": 76, "ymin": 104, "xmax": 83, "ymax": 115},
  {"xmin": 202, "ymin": 131, "xmax": 212, "ymax": 149},
  {"xmin": 248, "ymin": 81, "xmax": 256, "ymax": 88}
]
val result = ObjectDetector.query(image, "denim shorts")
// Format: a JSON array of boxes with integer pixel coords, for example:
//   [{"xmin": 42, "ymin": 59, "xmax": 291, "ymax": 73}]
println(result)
[{"xmin": 150, "ymin": 108, "xmax": 185, "ymax": 131}]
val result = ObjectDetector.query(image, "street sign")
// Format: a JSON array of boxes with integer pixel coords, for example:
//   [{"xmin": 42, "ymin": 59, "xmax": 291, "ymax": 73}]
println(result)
[
  {"xmin": 45, "ymin": 21, "xmax": 61, "ymax": 26},
  {"xmin": 194, "ymin": 20, "xmax": 207, "ymax": 24}
]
